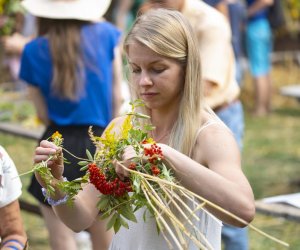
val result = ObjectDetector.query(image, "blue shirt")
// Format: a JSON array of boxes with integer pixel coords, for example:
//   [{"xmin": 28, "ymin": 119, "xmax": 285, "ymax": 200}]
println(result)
[
  {"xmin": 20, "ymin": 22, "xmax": 121, "ymax": 127},
  {"xmin": 203, "ymin": 0, "xmax": 222, "ymax": 7},
  {"xmin": 246, "ymin": 0, "xmax": 268, "ymax": 21}
]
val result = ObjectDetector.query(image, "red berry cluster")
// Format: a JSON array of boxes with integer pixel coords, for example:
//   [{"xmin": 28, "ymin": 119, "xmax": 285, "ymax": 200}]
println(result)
[
  {"xmin": 88, "ymin": 163, "xmax": 132, "ymax": 197},
  {"xmin": 128, "ymin": 162, "xmax": 136, "ymax": 170},
  {"xmin": 144, "ymin": 144, "xmax": 163, "ymax": 176},
  {"xmin": 151, "ymin": 165, "xmax": 160, "ymax": 176},
  {"xmin": 144, "ymin": 143, "xmax": 163, "ymax": 164}
]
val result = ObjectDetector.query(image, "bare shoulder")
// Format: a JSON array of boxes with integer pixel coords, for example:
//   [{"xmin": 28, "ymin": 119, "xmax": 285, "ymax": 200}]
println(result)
[
  {"xmin": 111, "ymin": 116, "xmax": 127, "ymax": 126},
  {"xmin": 105, "ymin": 116, "xmax": 128, "ymax": 133},
  {"xmin": 193, "ymin": 122, "xmax": 241, "ymax": 169}
]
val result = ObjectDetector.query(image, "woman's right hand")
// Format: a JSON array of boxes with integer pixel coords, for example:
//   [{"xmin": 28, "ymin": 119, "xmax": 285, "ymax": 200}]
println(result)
[{"xmin": 34, "ymin": 140, "xmax": 65, "ymax": 187}]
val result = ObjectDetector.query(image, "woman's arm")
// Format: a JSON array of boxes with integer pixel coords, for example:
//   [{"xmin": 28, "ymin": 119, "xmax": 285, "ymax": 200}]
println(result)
[
  {"xmin": 159, "ymin": 124, "xmax": 255, "ymax": 227},
  {"xmin": 34, "ymin": 118, "xmax": 126, "ymax": 231},
  {"xmin": 33, "ymin": 140, "xmax": 101, "ymax": 232},
  {"xmin": 247, "ymin": 0, "xmax": 274, "ymax": 17},
  {"xmin": 27, "ymin": 85, "xmax": 49, "ymax": 125},
  {"xmin": 52, "ymin": 183, "xmax": 101, "ymax": 232}
]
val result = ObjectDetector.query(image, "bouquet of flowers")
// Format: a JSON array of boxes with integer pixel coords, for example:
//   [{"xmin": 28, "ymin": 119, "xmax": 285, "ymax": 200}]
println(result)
[
  {"xmin": 26, "ymin": 100, "xmax": 289, "ymax": 249},
  {"xmin": 0, "ymin": 0, "xmax": 24, "ymax": 36}
]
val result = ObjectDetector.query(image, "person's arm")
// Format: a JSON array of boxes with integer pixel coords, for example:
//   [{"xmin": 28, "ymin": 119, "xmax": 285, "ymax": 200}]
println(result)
[
  {"xmin": 158, "ymin": 124, "xmax": 255, "ymax": 226},
  {"xmin": 247, "ymin": 0, "xmax": 274, "ymax": 17},
  {"xmin": 0, "ymin": 200, "xmax": 27, "ymax": 250},
  {"xmin": 33, "ymin": 140, "xmax": 101, "ymax": 232},
  {"xmin": 33, "ymin": 117, "xmax": 125, "ymax": 231},
  {"xmin": 2, "ymin": 33, "xmax": 32, "ymax": 55},
  {"xmin": 198, "ymin": 18, "xmax": 234, "ymax": 108},
  {"xmin": 214, "ymin": 0, "xmax": 229, "ymax": 18},
  {"xmin": 118, "ymin": 123, "xmax": 255, "ymax": 226},
  {"xmin": 115, "ymin": 0, "xmax": 134, "ymax": 31},
  {"xmin": 27, "ymin": 85, "xmax": 49, "ymax": 125},
  {"xmin": 112, "ymin": 46, "xmax": 123, "ymax": 118}
]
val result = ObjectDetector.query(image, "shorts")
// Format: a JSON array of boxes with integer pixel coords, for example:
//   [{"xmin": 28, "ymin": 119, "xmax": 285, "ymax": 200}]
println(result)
[{"xmin": 246, "ymin": 18, "xmax": 272, "ymax": 77}]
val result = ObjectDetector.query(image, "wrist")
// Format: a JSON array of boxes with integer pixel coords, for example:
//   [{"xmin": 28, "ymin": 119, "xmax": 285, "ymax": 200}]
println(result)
[
  {"xmin": 1, "ymin": 235, "xmax": 28, "ymax": 250},
  {"xmin": 41, "ymin": 177, "xmax": 69, "ymax": 206}
]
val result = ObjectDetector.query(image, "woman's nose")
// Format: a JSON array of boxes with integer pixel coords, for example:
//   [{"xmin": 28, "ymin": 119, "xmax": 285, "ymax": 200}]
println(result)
[{"xmin": 139, "ymin": 71, "xmax": 152, "ymax": 86}]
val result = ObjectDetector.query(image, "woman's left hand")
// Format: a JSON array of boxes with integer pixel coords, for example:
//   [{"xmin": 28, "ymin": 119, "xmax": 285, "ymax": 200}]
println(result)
[{"xmin": 114, "ymin": 145, "xmax": 138, "ymax": 180}]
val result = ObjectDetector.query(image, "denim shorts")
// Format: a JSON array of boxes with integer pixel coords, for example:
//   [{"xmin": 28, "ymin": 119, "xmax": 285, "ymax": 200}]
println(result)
[{"xmin": 216, "ymin": 100, "xmax": 244, "ymax": 150}]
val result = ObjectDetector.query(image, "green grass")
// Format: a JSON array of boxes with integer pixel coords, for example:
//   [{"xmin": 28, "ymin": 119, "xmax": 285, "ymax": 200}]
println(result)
[{"xmin": 1, "ymin": 62, "xmax": 299, "ymax": 249}]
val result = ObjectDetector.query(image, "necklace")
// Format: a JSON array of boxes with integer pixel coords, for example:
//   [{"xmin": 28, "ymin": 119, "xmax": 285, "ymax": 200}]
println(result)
[{"xmin": 151, "ymin": 131, "xmax": 170, "ymax": 142}]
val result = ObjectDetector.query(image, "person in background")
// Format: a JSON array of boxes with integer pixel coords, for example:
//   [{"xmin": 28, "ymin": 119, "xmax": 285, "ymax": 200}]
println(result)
[
  {"xmin": 143, "ymin": 0, "xmax": 249, "ymax": 249},
  {"xmin": 226, "ymin": 0, "xmax": 247, "ymax": 86},
  {"xmin": 111, "ymin": 0, "xmax": 145, "ymax": 33},
  {"xmin": 32, "ymin": 8, "xmax": 255, "ymax": 250},
  {"xmin": 245, "ymin": 0, "xmax": 274, "ymax": 116},
  {"xmin": 18, "ymin": 0, "xmax": 123, "ymax": 249},
  {"xmin": 206, "ymin": 0, "xmax": 247, "ymax": 86},
  {"xmin": 0, "ymin": 146, "xmax": 28, "ymax": 250},
  {"xmin": 203, "ymin": 0, "xmax": 229, "ymax": 17}
]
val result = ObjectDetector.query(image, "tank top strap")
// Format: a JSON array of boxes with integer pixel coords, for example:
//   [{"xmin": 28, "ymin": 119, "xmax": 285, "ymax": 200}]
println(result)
[
  {"xmin": 188, "ymin": 119, "xmax": 222, "ymax": 157},
  {"xmin": 196, "ymin": 120, "xmax": 221, "ymax": 137}
]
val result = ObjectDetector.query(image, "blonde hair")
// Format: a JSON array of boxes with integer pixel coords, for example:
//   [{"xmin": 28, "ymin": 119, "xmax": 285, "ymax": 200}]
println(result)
[{"xmin": 124, "ymin": 8, "xmax": 203, "ymax": 156}]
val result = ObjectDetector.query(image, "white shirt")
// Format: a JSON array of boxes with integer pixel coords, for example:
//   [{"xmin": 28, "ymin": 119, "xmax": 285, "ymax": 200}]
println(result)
[{"xmin": 0, "ymin": 146, "xmax": 22, "ymax": 208}]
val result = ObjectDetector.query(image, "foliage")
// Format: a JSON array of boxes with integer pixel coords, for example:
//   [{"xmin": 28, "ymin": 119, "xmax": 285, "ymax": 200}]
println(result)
[
  {"xmin": 0, "ymin": 0, "xmax": 24, "ymax": 36},
  {"xmin": 286, "ymin": 0, "xmax": 300, "ymax": 21}
]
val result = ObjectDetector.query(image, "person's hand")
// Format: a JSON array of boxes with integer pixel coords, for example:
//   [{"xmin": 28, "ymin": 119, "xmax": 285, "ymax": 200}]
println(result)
[
  {"xmin": 2, "ymin": 33, "xmax": 31, "ymax": 55},
  {"xmin": 114, "ymin": 145, "xmax": 138, "ymax": 180},
  {"xmin": 34, "ymin": 140, "xmax": 64, "ymax": 187}
]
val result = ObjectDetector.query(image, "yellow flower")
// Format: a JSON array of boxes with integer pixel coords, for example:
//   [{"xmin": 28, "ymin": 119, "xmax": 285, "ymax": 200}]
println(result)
[
  {"xmin": 51, "ymin": 131, "xmax": 62, "ymax": 140},
  {"xmin": 51, "ymin": 131, "xmax": 63, "ymax": 147},
  {"xmin": 98, "ymin": 123, "xmax": 118, "ymax": 159},
  {"xmin": 120, "ymin": 115, "xmax": 132, "ymax": 139},
  {"xmin": 144, "ymin": 138, "xmax": 155, "ymax": 144}
]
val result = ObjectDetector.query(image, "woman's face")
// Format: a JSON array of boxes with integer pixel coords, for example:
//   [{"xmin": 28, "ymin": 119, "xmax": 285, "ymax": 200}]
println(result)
[{"xmin": 127, "ymin": 42, "xmax": 185, "ymax": 111}]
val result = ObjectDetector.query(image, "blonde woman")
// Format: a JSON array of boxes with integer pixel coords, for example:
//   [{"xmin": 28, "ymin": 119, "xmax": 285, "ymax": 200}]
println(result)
[{"xmin": 33, "ymin": 9, "xmax": 255, "ymax": 250}]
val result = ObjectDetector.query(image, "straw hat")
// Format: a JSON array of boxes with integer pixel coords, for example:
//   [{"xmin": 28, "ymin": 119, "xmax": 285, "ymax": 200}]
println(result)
[{"xmin": 21, "ymin": 0, "xmax": 112, "ymax": 21}]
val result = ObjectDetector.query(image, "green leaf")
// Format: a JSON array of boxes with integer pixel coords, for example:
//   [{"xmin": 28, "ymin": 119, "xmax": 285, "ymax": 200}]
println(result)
[
  {"xmin": 119, "ymin": 216, "xmax": 129, "ymax": 229},
  {"xmin": 86, "ymin": 149, "xmax": 93, "ymax": 161},
  {"xmin": 80, "ymin": 165, "xmax": 89, "ymax": 171},
  {"xmin": 113, "ymin": 216, "xmax": 122, "ymax": 233},
  {"xmin": 97, "ymin": 195, "xmax": 110, "ymax": 211},
  {"xmin": 133, "ymin": 177, "xmax": 141, "ymax": 194},
  {"xmin": 126, "ymin": 112, "xmax": 150, "ymax": 119},
  {"xmin": 119, "ymin": 205, "xmax": 137, "ymax": 222},
  {"xmin": 78, "ymin": 161, "xmax": 89, "ymax": 166},
  {"xmin": 161, "ymin": 163, "xmax": 173, "ymax": 181},
  {"xmin": 106, "ymin": 213, "xmax": 119, "ymax": 231},
  {"xmin": 101, "ymin": 211, "xmax": 112, "ymax": 219},
  {"xmin": 144, "ymin": 124, "xmax": 155, "ymax": 131}
]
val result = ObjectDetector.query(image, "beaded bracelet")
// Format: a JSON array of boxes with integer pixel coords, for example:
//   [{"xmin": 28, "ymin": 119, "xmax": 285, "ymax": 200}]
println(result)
[{"xmin": 41, "ymin": 177, "xmax": 69, "ymax": 206}]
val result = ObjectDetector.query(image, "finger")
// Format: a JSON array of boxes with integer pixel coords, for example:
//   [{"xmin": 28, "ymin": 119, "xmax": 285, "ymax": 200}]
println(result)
[
  {"xmin": 35, "ymin": 146, "xmax": 57, "ymax": 156},
  {"xmin": 40, "ymin": 140, "xmax": 59, "ymax": 149},
  {"xmin": 116, "ymin": 161, "xmax": 129, "ymax": 179},
  {"xmin": 33, "ymin": 154, "xmax": 51, "ymax": 164}
]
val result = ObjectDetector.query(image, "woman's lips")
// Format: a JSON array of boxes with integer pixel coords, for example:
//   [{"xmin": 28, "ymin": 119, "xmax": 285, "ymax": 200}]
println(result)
[{"xmin": 141, "ymin": 92, "xmax": 158, "ymax": 99}]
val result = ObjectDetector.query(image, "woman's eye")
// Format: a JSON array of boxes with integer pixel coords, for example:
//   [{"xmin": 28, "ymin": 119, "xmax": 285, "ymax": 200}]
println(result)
[
  {"xmin": 152, "ymin": 68, "xmax": 165, "ymax": 73},
  {"xmin": 132, "ymin": 68, "xmax": 141, "ymax": 74}
]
